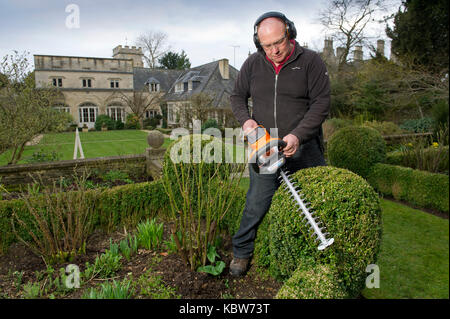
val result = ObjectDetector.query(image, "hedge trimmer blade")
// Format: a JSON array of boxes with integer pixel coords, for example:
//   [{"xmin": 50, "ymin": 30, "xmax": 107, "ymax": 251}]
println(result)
[{"xmin": 279, "ymin": 169, "xmax": 334, "ymax": 251}]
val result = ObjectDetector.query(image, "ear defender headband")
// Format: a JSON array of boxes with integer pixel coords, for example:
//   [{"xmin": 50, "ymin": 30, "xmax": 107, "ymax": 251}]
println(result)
[{"xmin": 253, "ymin": 11, "xmax": 297, "ymax": 51}]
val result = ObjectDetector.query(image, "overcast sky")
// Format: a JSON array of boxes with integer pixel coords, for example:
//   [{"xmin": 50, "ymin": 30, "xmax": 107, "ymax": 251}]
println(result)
[{"xmin": 0, "ymin": 0, "xmax": 400, "ymax": 70}]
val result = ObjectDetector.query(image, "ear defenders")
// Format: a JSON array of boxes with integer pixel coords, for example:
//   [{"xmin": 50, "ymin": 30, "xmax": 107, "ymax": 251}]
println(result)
[{"xmin": 253, "ymin": 11, "xmax": 297, "ymax": 51}]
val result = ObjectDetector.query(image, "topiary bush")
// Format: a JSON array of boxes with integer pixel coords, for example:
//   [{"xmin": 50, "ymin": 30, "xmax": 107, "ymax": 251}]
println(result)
[
  {"xmin": 327, "ymin": 126, "xmax": 386, "ymax": 178},
  {"xmin": 256, "ymin": 166, "xmax": 382, "ymax": 299}
]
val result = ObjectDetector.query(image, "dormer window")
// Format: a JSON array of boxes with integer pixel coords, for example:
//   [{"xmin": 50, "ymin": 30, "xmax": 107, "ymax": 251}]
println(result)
[{"xmin": 149, "ymin": 83, "xmax": 159, "ymax": 92}]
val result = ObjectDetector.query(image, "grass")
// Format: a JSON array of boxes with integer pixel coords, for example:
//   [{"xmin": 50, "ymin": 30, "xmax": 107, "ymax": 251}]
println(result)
[
  {"xmin": 0, "ymin": 130, "xmax": 173, "ymax": 166},
  {"xmin": 238, "ymin": 177, "xmax": 449, "ymax": 299},
  {"xmin": 362, "ymin": 199, "xmax": 449, "ymax": 299}
]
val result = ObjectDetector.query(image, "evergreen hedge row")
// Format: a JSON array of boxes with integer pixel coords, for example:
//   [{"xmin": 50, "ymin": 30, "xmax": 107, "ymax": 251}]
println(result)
[{"xmin": 367, "ymin": 163, "xmax": 449, "ymax": 213}]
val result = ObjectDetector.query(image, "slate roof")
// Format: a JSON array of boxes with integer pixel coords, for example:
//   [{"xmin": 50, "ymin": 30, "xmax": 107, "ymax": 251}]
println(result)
[
  {"xmin": 133, "ymin": 60, "xmax": 238, "ymax": 108},
  {"xmin": 133, "ymin": 68, "xmax": 183, "ymax": 92}
]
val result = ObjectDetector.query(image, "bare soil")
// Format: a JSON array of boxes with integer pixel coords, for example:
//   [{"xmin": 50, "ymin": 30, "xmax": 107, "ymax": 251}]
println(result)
[{"xmin": 0, "ymin": 224, "xmax": 282, "ymax": 299}]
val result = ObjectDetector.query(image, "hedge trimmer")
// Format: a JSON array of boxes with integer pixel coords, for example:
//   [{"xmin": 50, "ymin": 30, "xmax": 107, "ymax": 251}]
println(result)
[{"xmin": 245, "ymin": 125, "xmax": 334, "ymax": 251}]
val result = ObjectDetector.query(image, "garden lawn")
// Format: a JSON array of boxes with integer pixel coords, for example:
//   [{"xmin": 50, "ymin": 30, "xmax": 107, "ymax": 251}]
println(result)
[
  {"xmin": 238, "ymin": 177, "xmax": 449, "ymax": 299},
  {"xmin": 362, "ymin": 199, "xmax": 449, "ymax": 299},
  {"xmin": 0, "ymin": 130, "xmax": 173, "ymax": 166}
]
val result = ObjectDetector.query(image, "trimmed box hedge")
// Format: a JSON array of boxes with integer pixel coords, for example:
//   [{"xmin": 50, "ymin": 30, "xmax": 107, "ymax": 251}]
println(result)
[
  {"xmin": 367, "ymin": 163, "xmax": 449, "ymax": 213},
  {"xmin": 327, "ymin": 126, "xmax": 386, "ymax": 178},
  {"xmin": 253, "ymin": 166, "xmax": 382, "ymax": 299}
]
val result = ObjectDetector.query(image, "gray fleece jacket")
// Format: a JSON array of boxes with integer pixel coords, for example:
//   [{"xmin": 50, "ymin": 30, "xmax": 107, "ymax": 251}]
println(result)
[{"xmin": 230, "ymin": 41, "xmax": 330, "ymax": 144}]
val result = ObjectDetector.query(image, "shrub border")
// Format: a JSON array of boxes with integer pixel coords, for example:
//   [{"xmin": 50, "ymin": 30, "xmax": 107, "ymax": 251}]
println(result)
[{"xmin": 367, "ymin": 163, "xmax": 449, "ymax": 213}]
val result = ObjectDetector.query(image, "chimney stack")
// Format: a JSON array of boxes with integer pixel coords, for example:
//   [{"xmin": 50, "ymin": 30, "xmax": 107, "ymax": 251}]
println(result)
[
  {"xmin": 218, "ymin": 59, "xmax": 229, "ymax": 80},
  {"xmin": 353, "ymin": 46, "xmax": 363, "ymax": 61}
]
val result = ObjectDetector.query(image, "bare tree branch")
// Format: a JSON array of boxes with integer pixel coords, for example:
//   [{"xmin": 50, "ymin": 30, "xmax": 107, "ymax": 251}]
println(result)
[{"xmin": 136, "ymin": 31, "xmax": 170, "ymax": 68}]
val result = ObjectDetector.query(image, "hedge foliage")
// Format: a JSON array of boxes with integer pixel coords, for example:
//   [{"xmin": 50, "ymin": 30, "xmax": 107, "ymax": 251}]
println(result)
[
  {"xmin": 367, "ymin": 163, "xmax": 449, "ymax": 213},
  {"xmin": 0, "ymin": 180, "xmax": 168, "ymax": 253},
  {"xmin": 327, "ymin": 126, "xmax": 386, "ymax": 178},
  {"xmin": 255, "ymin": 166, "xmax": 382, "ymax": 298}
]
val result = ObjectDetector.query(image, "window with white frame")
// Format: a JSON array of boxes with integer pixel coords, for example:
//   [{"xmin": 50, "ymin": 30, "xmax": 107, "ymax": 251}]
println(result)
[
  {"xmin": 78, "ymin": 103, "xmax": 98, "ymax": 123},
  {"xmin": 107, "ymin": 106, "xmax": 125, "ymax": 122},
  {"xmin": 149, "ymin": 83, "xmax": 160, "ymax": 92},
  {"xmin": 53, "ymin": 104, "xmax": 70, "ymax": 113},
  {"xmin": 146, "ymin": 110, "xmax": 159, "ymax": 119}
]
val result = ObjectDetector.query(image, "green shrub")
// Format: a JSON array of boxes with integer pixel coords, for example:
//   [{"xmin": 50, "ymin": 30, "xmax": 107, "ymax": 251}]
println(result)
[
  {"xmin": 125, "ymin": 114, "xmax": 140, "ymax": 129},
  {"xmin": 327, "ymin": 126, "xmax": 386, "ymax": 178},
  {"xmin": 322, "ymin": 118, "xmax": 353, "ymax": 141},
  {"xmin": 201, "ymin": 119, "xmax": 219, "ymax": 132},
  {"xmin": 367, "ymin": 163, "xmax": 449, "ymax": 213},
  {"xmin": 259, "ymin": 166, "xmax": 382, "ymax": 298},
  {"xmin": 276, "ymin": 263, "xmax": 347, "ymax": 299},
  {"xmin": 10, "ymin": 177, "xmax": 96, "ymax": 264},
  {"xmin": 362, "ymin": 120, "xmax": 405, "ymax": 136},
  {"xmin": 400, "ymin": 117, "xmax": 434, "ymax": 133},
  {"xmin": 0, "ymin": 179, "xmax": 169, "ymax": 253},
  {"xmin": 114, "ymin": 120, "xmax": 124, "ymax": 130},
  {"xmin": 144, "ymin": 117, "xmax": 161, "ymax": 128},
  {"xmin": 431, "ymin": 100, "xmax": 449, "ymax": 132},
  {"xmin": 95, "ymin": 115, "xmax": 115, "ymax": 131}
]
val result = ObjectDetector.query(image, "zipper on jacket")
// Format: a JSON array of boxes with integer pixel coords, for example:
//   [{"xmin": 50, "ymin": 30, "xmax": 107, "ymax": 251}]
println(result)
[{"xmin": 274, "ymin": 74, "xmax": 278, "ymax": 130}]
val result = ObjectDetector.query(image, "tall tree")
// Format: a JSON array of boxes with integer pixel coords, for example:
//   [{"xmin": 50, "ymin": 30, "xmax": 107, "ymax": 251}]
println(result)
[
  {"xmin": 136, "ymin": 30, "xmax": 170, "ymax": 68},
  {"xmin": 318, "ymin": 0, "xmax": 385, "ymax": 70},
  {"xmin": 386, "ymin": 0, "xmax": 449, "ymax": 71},
  {"xmin": 159, "ymin": 50, "xmax": 191, "ymax": 70}
]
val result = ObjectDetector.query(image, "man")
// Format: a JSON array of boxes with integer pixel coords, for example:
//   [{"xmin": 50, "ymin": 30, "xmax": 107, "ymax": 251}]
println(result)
[{"xmin": 229, "ymin": 12, "xmax": 331, "ymax": 277}]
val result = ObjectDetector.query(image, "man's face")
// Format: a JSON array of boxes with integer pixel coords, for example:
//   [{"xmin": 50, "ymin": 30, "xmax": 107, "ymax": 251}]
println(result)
[{"xmin": 257, "ymin": 18, "xmax": 292, "ymax": 65}]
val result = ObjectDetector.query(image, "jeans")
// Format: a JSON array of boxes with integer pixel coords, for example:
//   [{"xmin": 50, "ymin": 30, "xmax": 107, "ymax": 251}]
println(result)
[{"xmin": 232, "ymin": 136, "xmax": 326, "ymax": 259}]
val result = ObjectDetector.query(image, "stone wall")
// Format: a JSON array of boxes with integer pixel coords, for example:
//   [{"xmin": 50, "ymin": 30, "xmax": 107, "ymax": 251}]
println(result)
[{"xmin": 0, "ymin": 155, "xmax": 147, "ymax": 191}]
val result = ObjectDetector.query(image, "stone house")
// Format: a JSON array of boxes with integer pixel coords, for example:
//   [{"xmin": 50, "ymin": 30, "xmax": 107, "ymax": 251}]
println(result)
[{"xmin": 34, "ymin": 45, "xmax": 238, "ymax": 129}]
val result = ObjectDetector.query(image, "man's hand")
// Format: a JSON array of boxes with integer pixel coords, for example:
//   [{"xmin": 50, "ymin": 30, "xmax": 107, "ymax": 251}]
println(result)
[
  {"xmin": 282, "ymin": 134, "xmax": 300, "ymax": 157},
  {"xmin": 242, "ymin": 119, "xmax": 258, "ymax": 135}
]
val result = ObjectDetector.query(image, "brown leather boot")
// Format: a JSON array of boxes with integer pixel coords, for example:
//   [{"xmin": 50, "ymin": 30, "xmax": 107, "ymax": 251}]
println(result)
[{"xmin": 229, "ymin": 257, "xmax": 250, "ymax": 277}]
